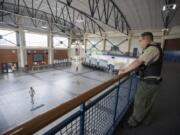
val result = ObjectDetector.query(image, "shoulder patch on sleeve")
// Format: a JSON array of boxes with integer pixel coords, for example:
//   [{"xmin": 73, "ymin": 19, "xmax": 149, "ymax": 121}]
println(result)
[{"xmin": 145, "ymin": 46, "xmax": 159, "ymax": 54}]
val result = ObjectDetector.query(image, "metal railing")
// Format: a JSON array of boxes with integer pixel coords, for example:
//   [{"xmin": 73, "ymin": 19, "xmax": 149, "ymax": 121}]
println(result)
[{"xmin": 4, "ymin": 72, "xmax": 138, "ymax": 135}]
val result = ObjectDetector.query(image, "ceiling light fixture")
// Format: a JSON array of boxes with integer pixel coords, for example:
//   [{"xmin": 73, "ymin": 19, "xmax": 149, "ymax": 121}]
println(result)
[
  {"xmin": 162, "ymin": 4, "xmax": 177, "ymax": 11},
  {"xmin": 172, "ymin": 4, "xmax": 177, "ymax": 10},
  {"xmin": 41, "ymin": 26, "xmax": 47, "ymax": 29},
  {"xmin": 162, "ymin": 5, "xmax": 166, "ymax": 11},
  {"xmin": 76, "ymin": 19, "xmax": 84, "ymax": 23},
  {"xmin": 161, "ymin": 28, "xmax": 169, "ymax": 32}
]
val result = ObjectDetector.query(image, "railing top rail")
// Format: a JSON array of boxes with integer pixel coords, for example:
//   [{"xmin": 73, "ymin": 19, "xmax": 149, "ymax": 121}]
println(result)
[{"xmin": 3, "ymin": 72, "xmax": 130, "ymax": 135}]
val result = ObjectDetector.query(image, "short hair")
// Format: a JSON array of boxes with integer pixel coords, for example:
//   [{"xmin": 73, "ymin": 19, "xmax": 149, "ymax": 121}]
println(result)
[{"xmin": 141, "ymin": 32, "xmax": 153, "ymax": 41}]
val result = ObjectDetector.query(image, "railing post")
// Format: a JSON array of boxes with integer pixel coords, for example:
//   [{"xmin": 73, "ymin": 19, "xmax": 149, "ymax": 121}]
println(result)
[
  {"xmin": 134, "ymin": 76, "xmax": 139, "ymax": 92},
  {"xmin": 80, "ymin": 103, "xmax": 85, "ymax": 135},
  {"xmin": 113, "ymin": 82, "xmax": 121, "ymax": 127},
  {"xmin": 127, "ymin": 75, "xmax": 133, "ymax": 104}
]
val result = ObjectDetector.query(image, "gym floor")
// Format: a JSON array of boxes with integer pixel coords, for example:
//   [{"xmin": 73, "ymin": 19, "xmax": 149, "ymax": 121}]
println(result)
[
  {"xmin": 115, "ymin": 62, "xmax": 180, "ymax": 135},
  {"xmin": 0, "ymin": 62, "xmax": 115, "ymax": 134},
  {"xmin": 1, "ymin": 62, "xmax": 180, "ymax": 135}
]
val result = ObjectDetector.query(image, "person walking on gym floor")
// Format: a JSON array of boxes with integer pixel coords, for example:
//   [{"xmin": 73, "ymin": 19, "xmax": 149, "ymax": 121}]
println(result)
[{"xmin": 118, "ymin": 32, "xmax": 163, "ymax": 127}]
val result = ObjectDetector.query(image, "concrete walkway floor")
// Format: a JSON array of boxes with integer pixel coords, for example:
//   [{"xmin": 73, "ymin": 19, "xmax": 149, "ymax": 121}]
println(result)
[{"xmin": 115, "ymin": 62, "xmax": 180, "ymax": 135}]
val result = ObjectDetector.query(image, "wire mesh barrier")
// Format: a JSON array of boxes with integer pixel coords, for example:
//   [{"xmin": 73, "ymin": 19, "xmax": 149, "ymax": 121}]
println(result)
[
  {"xmin": 3, "ymin": 73, "xmax": 138, "ymax": 135},
  {"xmin": 43, "ymin": 74, "xmax": 138, "ymax": 135},
  {"xmin": 55, "ymin": 117, "xmax": 81, "ymax": 135},
  {"xmin": 84, "ymin": 90, "xmax": 116, "ymax": 134}
]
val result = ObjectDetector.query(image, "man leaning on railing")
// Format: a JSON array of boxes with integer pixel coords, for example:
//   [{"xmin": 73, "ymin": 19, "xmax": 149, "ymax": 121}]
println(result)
[{"xmin": 118, "ymin": 32, "xmax": 163, "ymax": 127}]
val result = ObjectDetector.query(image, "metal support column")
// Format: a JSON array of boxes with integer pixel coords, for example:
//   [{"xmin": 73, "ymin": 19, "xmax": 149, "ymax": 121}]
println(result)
[
  {"xmin": 68, "ymin": 30, "xmax": 73, "ymax": 61},
  {"xmin": 161, "ymin": 30, "xmax": 166, "ymax": 49},
  {"xmin": 48, "ymin": 31, "xmax": 53, "ymax": 65},
  {"xmin": 17, "ymin": 26, "xmax": 26, "ymax": 68},
  {"xmin": 128, "ymin": 33, "xmax": 132, "ymax": 54},
  {"xmin": 103, "ymin": 33, "xmax": 106, "ymax": 51},
  {"xmin": 84, "ymin": 33, "xmax": 87, "ymax": 54}
]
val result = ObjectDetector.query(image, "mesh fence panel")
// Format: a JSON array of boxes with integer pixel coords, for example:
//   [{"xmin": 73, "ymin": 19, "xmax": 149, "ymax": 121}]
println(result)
[
  {"xmin": 116, "ymin": 79, "xmax": 131, "ymax": 119},
  {"xmin": 56, "ymin": 117, "xmax": 80, "ymax": 135},
  {"xmin": 84, "ymin": 90, "xmax": 116, "ymax": 135},
  {"xmin": 44, "ymin": 76, "xmax": 138, "ymax": 135}
]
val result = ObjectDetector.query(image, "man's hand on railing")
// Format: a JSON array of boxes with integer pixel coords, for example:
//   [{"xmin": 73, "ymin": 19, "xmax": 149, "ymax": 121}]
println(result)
[
  {"xmin": 118, "ymin": 59, "xmax": 143, "ymax": 76},
  {"xmin": 118, "ymin": 68, "xmax": 127, "ymax": 75}
]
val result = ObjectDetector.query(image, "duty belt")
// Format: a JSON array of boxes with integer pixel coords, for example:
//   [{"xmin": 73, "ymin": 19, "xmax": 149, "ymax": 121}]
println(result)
[{"xmin": 141, "ymin": 76, "xmax": 162, "ymax": 85}]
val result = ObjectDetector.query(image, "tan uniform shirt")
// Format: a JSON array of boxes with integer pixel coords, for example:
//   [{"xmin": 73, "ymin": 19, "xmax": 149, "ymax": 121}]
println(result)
[{"xmin": 139, "ymin": 43, "xmax": 160, "ymax": 66}]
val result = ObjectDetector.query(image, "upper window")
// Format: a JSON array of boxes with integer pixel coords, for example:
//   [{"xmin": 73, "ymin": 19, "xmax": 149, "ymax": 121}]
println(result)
[
  {"xmin": 0, "ymin": 29, "xmax": 17, "ymax": 46},
  {"xmin": 71, "ymin": 40, "xmax": 85, "ymax": 49},
  {"xmin": 25, "ymin": 32, "xmax": 48, "ymax": 47},
  {"xmin": 53, "ymin": 36, "xmax": 68, "ymax": 48}
]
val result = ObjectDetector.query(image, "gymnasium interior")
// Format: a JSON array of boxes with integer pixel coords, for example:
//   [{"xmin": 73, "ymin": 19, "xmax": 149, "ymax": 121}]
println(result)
[{"xmin": 0, "ymin": 0, "xmax": 180, "ymax": 135}]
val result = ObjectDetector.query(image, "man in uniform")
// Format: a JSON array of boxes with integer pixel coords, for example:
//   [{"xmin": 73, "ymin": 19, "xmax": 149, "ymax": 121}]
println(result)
[{"xmin": 118, "ymin": 32, "xmax": 163, "ymax": 127}]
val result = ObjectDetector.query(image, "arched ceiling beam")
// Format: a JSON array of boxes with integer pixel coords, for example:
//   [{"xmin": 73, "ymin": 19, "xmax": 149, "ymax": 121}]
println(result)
[
  {"xmin": 58, "ymin": 0, "xmax": 131, "ymax": 35},
  {"xmin": 0, "ymin": 2, "xmax": 80, "ymax": 33},
  {"xmin": 46, "ymin": 0, "xmax": 105, "ymax": 35},
  {"xmin": 0, "ymin": 0, "xmax": 105, "ymax": 35}
]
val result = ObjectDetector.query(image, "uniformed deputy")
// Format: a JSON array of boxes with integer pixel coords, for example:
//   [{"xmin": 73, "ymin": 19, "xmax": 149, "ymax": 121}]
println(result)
[{"xmin": 118, "ymin": 32, "xmax": 163, "ymax": 127}]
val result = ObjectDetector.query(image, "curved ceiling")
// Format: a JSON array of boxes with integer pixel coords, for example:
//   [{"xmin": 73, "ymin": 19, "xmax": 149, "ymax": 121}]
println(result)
[
  {"xmin": 114, "ymin": 0, "xmax": 180, "ymax": 30},
  {"xmin": 1, "ymin": 0, "xmax": 180, "ymax": 33},
  {"xmin": 65, "ymin": 0, "xmax": 180, "ymax": 30}
]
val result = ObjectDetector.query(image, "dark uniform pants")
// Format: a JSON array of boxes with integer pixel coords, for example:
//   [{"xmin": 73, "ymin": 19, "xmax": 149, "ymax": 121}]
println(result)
[{"xmin": 128, "ymin": 81, "xmax": 160, "ymax": 126}]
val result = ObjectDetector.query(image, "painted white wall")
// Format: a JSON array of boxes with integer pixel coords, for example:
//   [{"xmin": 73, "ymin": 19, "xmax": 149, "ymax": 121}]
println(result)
[
  {"xmin": 0, "ymin": 27, "xmax": 71, "ymax": 68},
  {"xmin": 130, "ymin": 31, "xmax": 163, "ymax": 54},
  {"xmin": 82, "ymin": 26, "xmax": 180, "ymax": 61},
  {"xmin": 3, "ymin": 25, "xmax": 180, "ymax": 68},
  {"xmin": 165, "ymin": 25, "xmax": 180, "ymax": 39},
  {"xmin": 85, "ymin": 32, "xmax": 129, "ymax": 54},
  {"xmin": 70, "ymin": 45, "xmax": 85, "ymax": 59},
  {"xmin": 105, "ymin": 36, "xmax": 128, "ymax": 52},
  {"xmin": 85, "ymin": 31, "xmax": 165, "ymax": 56},
  {"xmin": 86, "ymin": 37, "xmax": 104, "ymax": 52},
  {"xmin": 130, "ymin": 37, "xmax": 162, "ymax": 54}
]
